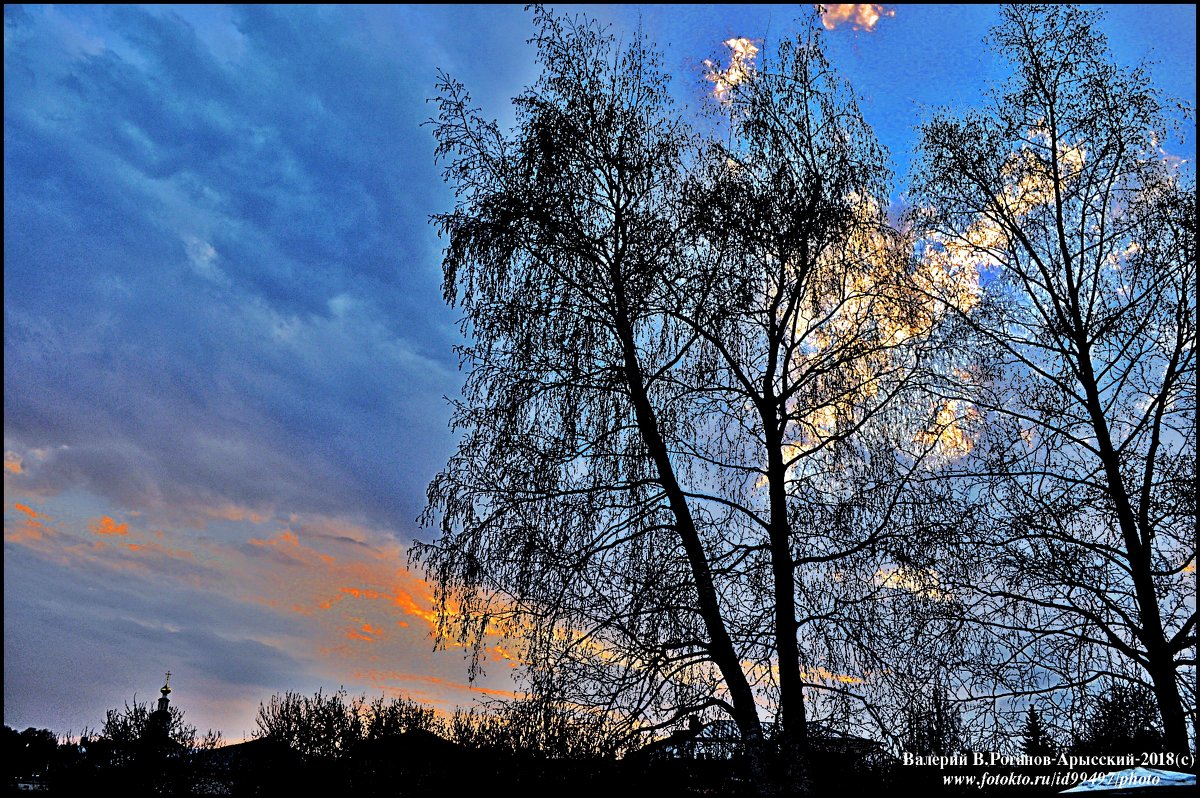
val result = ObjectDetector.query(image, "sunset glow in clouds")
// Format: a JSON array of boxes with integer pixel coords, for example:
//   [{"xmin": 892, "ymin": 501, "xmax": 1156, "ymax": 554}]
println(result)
[
  {"xmin": 4, "ymin": 4, "xmax": 1195, "ymax": 740},
  {"xmin": 3, "ymin": 486, "xmax": 522, "ymax": 734}
]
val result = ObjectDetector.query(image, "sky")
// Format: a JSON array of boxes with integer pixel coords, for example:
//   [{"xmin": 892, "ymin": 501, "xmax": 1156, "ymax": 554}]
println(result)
[{"xmin": 4, "ymin": 4, "xmax": 1196, "ymax": 741}]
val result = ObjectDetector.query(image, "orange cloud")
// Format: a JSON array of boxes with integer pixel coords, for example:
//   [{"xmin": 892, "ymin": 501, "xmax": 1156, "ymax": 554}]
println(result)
[
  {"xmin": 123, "ymin": 539, "xmax": 195, "ymax": 561},
  {"xmin": 249, "ymin": 529, "xmax": 338, "ymax": 568},
  {"xmin": 4, "ymin": 452, "xmax": 23, "ymax": 474},
  {"xmin": 9, "ymin": 496, "xmax": 532, "ymax": 728},
  {"xmin": 249, "ymin": 530, "xmax": 291, "ymax": 548},
  {"xmin": 234, "ymin": 521, "xmax": 471, "ymax": 686},
  {"xmin": 12, "ymin": 500, "xmax": 522, "ymax": 714},
  {"xmin": 346, "ymin": 622, "xmax": 383, "ymax": 642},
  {"xmin": 353, "ymin": 669, "xmax": 522, "ymax": 701},
  {"xmin": 802, "ymin": 666, "xmax": 864, "ymax": 685},
  {"xmin": 204, "ymin": 502, "xmax": 270, "ymax": 525},
  {"xmin": 14, "ymin": 503, "xmax": 40, "ymax": 519},
  {"xmin": 6, "ymin": 502, "xmax": 215, "ymax": 585},
  {"xmin": 340, "ymin": 586, "xmax": 383, "ymax": 600},
  {"xmin": 5, "ymin": 516, "xmax": 52, "ymax": 546},
  {"xmin": 89, "ymin": 515, "xmax": 129, "ymax": 536},
  {"xmin": 874, "ymin": 565, "xmax": 953, "ymax": 601},
  {"xmin": 314, "ymin": 582, "xmax": 439, "ymax": 628},
  {"xmin": 390, "ymin": 586, "xmax": 438, "ymax": 626},
  {"xmin": 487, "ymin": 643, "xmax": 520, "ymax": 667},
  {"xmin": 817, "ymin": 4, "xmax": 895, "ymax": 32}
]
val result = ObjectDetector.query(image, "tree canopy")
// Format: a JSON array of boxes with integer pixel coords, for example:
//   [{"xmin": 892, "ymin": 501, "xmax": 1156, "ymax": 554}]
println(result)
[
  {"xmin": 414, "ymin": 5, "xmax": 1196, "ymax": 785},
  {"xmin": 913, "ymin": 3, "xmax": 1196, "ymax": 753}
]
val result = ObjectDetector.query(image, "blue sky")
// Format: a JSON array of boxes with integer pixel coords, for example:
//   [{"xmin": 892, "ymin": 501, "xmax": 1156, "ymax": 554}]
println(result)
[{"xmin": 4, "ymin": 4, "xmax": 1195, "ymax": 740}]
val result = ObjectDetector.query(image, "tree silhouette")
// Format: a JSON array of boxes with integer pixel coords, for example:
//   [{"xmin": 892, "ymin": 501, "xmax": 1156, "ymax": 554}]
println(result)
[
  {"xmin": 3, "ymin": 726, "xmax": 58, "ymax": 785},
  {"xmin": 448, "ymin": 696, "xmax": 624, "ymax": 760},
  {"xmin": 411, "ymin": 9, "xmax": 960, "ymax": 793},
  {"xmin": 682, "ymin": 22, "xmax": 962, "ymax": 785},
  {"xmin": 413, "ymin": 6, "xmax": 770, "ymax": 775},
  {"xmin": 70, "ymin": 696, "xmax": 220, "ymax": 797},
  {"xmin": 253, "ymin": 687, "xmax": 438, "ymax": 759},
  {"xmin": 1020, "ymin": 706, "xmax": 1056, "ymax": 758},
  {"xmin": 95, "ymin": 696, "xmax": 213, "ymax": 758},
  {"xmin": 1072, "ymin": 683, "xmax": 1165, "ymax": 756},
  {"xmin": 901, "ymin": 684, "xmax": 965, "ymax": 757},
  {"xmin": 913, "ymin": 4, "xmax": 1196, "ymax": 753}
]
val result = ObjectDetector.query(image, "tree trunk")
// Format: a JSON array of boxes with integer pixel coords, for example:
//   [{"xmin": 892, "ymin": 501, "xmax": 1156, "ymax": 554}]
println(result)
[
  {"xmin": 762, "ymin": 398, "xmax": 810, "ymax": 795},
  {"xmin": 1076, "ymin": 347, "xmax": 1189, "ymax": 753},
  {"xmin": 611, "ymin": 296, "xmax": 772, "ymax": 789}
]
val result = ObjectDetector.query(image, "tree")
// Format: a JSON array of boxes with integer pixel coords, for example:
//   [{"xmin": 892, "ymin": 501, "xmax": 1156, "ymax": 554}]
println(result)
[
  {"xmin": 253, "ymin": 688, "xmax": 438, "ymax": 760},
  {"xmin": 414, "ymin": 10, "xmax": 977, "ymax": 793},
  {"xmin": 900, "ymin": 683, "xmax": 965, "ymax": 756},
  {"xmin": 254, "ymin": 687, "xmax": 361, "ymax": 760},
  {"xmin": 361, "ymin": 693, "xmax": 440, "ymax": 741},
  {"xmin": 913, "ymin": 4, "xmax": 1195, "ymax": 752},
  {"xmin": 447, "ymin": 696, "xmax": 624, "ymax": 760},
  {"xmin": 3, "ymin": 725, "xmax": 59, "ymax": 784},
  {"xmin": 95, "ymin": 696, "xmax": 214, "ymax": 757},
  {"xmin": 1072, "ymin": 683, "xmax": 1165, "ymax": 756},
  {"xmin": 683, "ymin": 22, "xmax": 963, "ymax": 777},
  {"xmin": 1020, "ymin": 706, "xmax": 1056, "ymax": 758},
  {"xmin": 413, "ymin": 5, "xmax": 769, "ymax": 771},
  {"xmin": 72, "ymin": 695, "xmax": 220, "ymax": 797}
]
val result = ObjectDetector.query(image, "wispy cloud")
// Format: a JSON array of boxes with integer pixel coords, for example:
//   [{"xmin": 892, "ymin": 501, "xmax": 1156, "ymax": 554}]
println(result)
[
  {"xmin": 4, "ymin": 492, "xmax": 520, "ymax": 732},
  {"xmin": 4, "ymin": 5, "xmax": 460, "ymax": 535},
  {"xmin": 3, "ymin": 4, "xmax": 507, "ymax": 734}
]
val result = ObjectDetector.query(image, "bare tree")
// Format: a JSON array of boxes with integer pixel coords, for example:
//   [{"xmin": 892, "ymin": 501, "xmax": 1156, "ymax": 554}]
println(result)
[
  {"xmin": 901, "ymin": 683, "xmax": 966, "ymax": 756},
  {"xmin": 412, "ymin": 6, "xmax": 768, "ymax": 771},
  {"xmin": 97, "ymin": 697, "xmax": 217, "ymax": 755},
  {"xmin": 913, "ymin": 4, "xmax": 1195, "ymax": 752},
  {"xmin": 79, "ymin": 695, "xmax": 221, "ymax": 796},
  {"xmin": 684, "ymin": 23, "xmax": 957, "ymax": 772},
  {"xmin": 413, "ymin": 8, "xmax": 952, "ymax": 791},
  {"xmin": 253, "ymin": 688, "xmax": 439, "ymax": 759},
  {"xmin": 447, "ymin": 695, "xmax": 625, "ymax": 760}
]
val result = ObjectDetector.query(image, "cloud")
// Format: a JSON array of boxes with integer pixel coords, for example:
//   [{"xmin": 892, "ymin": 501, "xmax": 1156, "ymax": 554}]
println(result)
[
  {"xmin": 240, "ymin": 522, "xmax": 445, "ymax": 638},
  {"xmin": 703, "ymin": 37, "xmax": 759, "ymax": 102},
  {"xmin": 90, "ymin": 515, "xmax": 130, "ymax": 536},
  {"xmin": 817, "ymin": 4, "xmax": 896, "ymax": 32},
  {"xmin": 5, "ymin": 503, "xmax": 57, "ymax": 547},
  {"xmin": 2, "ymin": 536, "xmax": 308, "ymax": 736},
  {"xmin": 802, "ymin": 666, "xmax": 864, "ymax": 685},
  {"xmin": 7, "ymin": 498, "xmax": 214, "ymax": 582},
  {"xmin": 351, "ymin": 669, "xmax": 523, "ymax": 704},
  {"xmin": 874, "ymin": 565, "xmax": 953, "ymax": 601},
  {"xmin": 4, "ymin": 5, "xmax": 461, "ymax": 536},
  {"xmin": 13, "ymin": 503, "xmax": 41, "ymax": 519},
  {"xmin": 4, "ymin": 493, "xmax": 521, "ymax": 734}
]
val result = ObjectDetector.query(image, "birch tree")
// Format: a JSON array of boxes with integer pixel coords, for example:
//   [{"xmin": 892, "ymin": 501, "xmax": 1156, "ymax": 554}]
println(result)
[{"xmin": 913, "ymin": 4, "xmax": 1196, "ymax": 752}]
